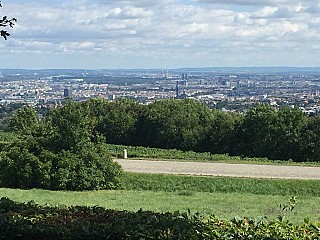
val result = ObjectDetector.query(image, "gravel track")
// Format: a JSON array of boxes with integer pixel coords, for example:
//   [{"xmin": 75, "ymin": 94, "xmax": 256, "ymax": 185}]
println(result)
[{"xmin": 115, "ymin": 159, "xmax": 320, "ymax": 180}]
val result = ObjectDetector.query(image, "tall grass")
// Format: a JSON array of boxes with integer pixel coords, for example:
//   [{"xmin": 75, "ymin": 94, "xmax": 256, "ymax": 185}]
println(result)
[
  {"xmin": 107, "ymin": 144, "xmax": 320, "ymax": 165},
  {"xmin": 107, "ymin": 144, "xmax": 254, "ymax": 162},
  {"xmin": 0, "ymin": 188, "xmax": 319, "ymax": 224},
  {"xmin": 120, "ymin": 172, "xmax": 320, "ymax": 197},
  {"xmin": 0, "ymin": 173, "xmax": 319, "ymax": 223}
]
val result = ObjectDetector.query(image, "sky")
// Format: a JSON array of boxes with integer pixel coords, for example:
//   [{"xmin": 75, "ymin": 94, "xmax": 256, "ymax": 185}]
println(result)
[{"xmin": 1, "ymin": 0, "xmax": 320, "ymax": 69}]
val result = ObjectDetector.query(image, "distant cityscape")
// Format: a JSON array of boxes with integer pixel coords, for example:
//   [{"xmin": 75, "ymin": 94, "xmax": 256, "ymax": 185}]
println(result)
[{"xmin": 1, "ymin": 67, "xmax": 320, "ymax": 114}]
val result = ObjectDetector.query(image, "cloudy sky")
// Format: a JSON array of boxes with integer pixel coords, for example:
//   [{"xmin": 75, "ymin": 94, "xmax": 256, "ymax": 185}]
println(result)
[{"xmin": 1, "ymin": 0, "xmax": 320, "ymax": 69}]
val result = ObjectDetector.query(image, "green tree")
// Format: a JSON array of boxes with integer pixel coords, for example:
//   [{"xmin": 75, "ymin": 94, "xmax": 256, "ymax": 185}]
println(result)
[
  {"xmin": 8, "ymin": 106, "xmax": 39, "ymax": 134},
  {"xmin": 0, "ymin": 140, "xmax": 51, "ymax": 189},
  {"xmin": 142, "ymin": 99, "xmax": 214, "ymax": 151},
  {"xmin": 45, "ymin": 143, "xmax": 122, "ymax": 191},
  {"xmin": 201, "ymin": 110, "xmax": 240, "ymax": 154},
  {"xmin": 0, "ymin": 139, "xmax": 121, "ymax": 190},
  {"xmin": 95, "ymin": 98, "xmax": 144, "ymax": 145},
  {"xmin": 231, "ymin": 104, "xmax": 279, "ymax": 158},
  {"xmin": 0, "ymin": 1, "xmax": 17, "ymax": 40},
  {"xmin": 300, "ymin": 116, "xmax": 320, "ymax": 162},
  {"xmin": 43, "ymin": 100, "xmax": 96, "ymax": 153},
  {"xmin": 231, "ymin": 105, "xmax": 308, "ymax": 161},
  {"xmin": 1, "ymin": 99, "xmax": 124, "ymax": 190},
  {"xmin": 273, "ymin": 107, "xmax": 307, "ymax": 161}
]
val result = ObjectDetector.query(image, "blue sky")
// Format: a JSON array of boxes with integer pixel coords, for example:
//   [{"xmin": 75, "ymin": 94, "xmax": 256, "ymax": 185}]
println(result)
[{"xmin": 1, "ymin": 0, "xmax": 320, "ymax": 69}]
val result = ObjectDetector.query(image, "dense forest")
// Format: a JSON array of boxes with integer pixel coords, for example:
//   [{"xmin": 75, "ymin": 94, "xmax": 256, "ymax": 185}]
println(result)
[{"xmin": 6, "ymin": 98, "xmax": 320, "ymax": 163}]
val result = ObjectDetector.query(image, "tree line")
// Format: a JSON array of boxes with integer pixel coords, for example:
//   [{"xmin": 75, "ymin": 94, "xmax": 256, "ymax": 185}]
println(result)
[{"xmin": 8, "ymin": 98, "xmax": 320, "ymax": 163}]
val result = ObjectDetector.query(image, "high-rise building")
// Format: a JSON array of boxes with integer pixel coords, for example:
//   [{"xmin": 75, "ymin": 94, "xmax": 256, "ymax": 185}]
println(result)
[
  {"xmin": 108, "ymin": 94, "xmax": 116, "ymax": 101},
  {"xmin": 63, "ymin": 87, "xmax": 72, "ymax": 98}
]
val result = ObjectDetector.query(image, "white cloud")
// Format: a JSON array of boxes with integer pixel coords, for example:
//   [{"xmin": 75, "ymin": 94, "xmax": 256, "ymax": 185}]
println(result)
[
  {"xmin": 1, "ymin": 0, "xmax": 320, "ymax": 68},
  {"xmin": 195, "ymin": 0, "xmax": 309, "ymax": 7},
  {"xmin": 250, "ymin": 6, "xmax": 278, "ymax": 18},
  {"xmin": 107, "ymin": 6, "xmax": 153, "ymax": 19}
]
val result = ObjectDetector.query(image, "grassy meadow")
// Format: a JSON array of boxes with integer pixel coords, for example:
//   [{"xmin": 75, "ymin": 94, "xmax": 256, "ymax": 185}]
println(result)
[
  {"xmin": 0, "ymin": 131, "xmax": 319, "ymax": 225},
  {"xmin": 1, "ymin": 172, "xmax": 319, "ymax": 224}
]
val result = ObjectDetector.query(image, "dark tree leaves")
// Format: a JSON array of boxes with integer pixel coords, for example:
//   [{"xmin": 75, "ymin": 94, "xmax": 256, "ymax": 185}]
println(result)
[{"xmin": 0, "ymin": 1, "xmax": 17, "ymax": 40}]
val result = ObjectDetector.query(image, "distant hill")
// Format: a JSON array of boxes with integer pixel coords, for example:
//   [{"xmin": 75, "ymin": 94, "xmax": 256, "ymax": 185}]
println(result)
[
  {"xmin": 173, "ymin": 67, "xmax": 320, "ymax": 74},
  {"xmin": 2, "ymin": 67, "xmax": 320, "ymax": 76}
]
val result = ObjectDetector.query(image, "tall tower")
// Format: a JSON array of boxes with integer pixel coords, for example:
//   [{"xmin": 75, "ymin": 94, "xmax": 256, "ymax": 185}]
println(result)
[{"xmin": 184, "ymin": 74, "xmax": 188, "ymax": 87}]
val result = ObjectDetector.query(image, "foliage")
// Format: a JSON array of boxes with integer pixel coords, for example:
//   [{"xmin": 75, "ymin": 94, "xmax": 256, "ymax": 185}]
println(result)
[
  {"xmin": 101, "ymin": 101, "xmax": 319, "ymax": 162},
  {"xmin": 0, "ymin": 139, "xmax": 122, "ymax": 190},
  {"xmin": 0, "ymin": 197, "xmax": 319, "ymax": 239},
  {"xmin": 1, "ymin": 100, "xmax": 124, "ymax": 191},
  {"xmin": 42, "ymin": 100, "xmax": 97, "ymax": 153},
  {"xmin": 278, "ymin": 196, "xmax": 297, "ymax": 222},
  {"xmin": 46, "ymin": 143, "xmax": 122, "ymax": 190},
  {"xmin": 231, "ymin": 104, "xmax": 279, "ymax": 158},
  {"xmin": 141, "ymin": 99, "xmax": 214, "ymax": 151},
  {"xmin": 274, "ymin": 107, "xmax": 307, "ymax": 161},
  {"xmin": 300, "ymin": 115, "xmax": 320, "ymax": 162},
  {"xmin": 94, "ymin": 98, "xmax": 145, "ymax": 145},
  {"xmin": 8, "ymin": 106, "xmax": 39, "ymax": 134},
  {"xmin": 5, "ymin": 99, "xmax": 320, "ymax": 165},
  {"xmin": 0, "ymin": 1, "xmax": 17, "ymax": 40},
  {"xmin": 201, "ymin": 110, "xmax": 241, "ymax": 153},
  {"xmin": 1, "ymin": 184, "xmax": 320, "ymax": 224},
  {"xmin": 230, "ymin": 105, "xmax": 309, "ymax": 161},
  {"xmin": 0, "ymin": 103, "xmax": 28, "ymax": 130},
  {"xmin": 0, "ymin": 130, "xmax": 19, "ymax": 151}
]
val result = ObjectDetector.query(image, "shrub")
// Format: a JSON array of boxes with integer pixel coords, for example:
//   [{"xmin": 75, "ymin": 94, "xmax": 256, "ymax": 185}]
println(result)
[
  {"xmin": 0, "ymin": 141, "xmax": 122, "ymax": 191},
  {"xmin": 0, "ymin": 198, "xmax": 319, "ymax": 239}
]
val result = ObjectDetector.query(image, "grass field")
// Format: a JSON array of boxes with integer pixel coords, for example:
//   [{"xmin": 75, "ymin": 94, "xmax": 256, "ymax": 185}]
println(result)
[
  {"xmin": 121, "ymin": 172, "xmax": 320, "ymax": 196},
  {"xmin": 0, "ymin": 189, "xmax": 319, "ymax": 224},
  {"xmin": 1, "ymin": 172, "xmax": 319, "ymax": 224},
  {"xmin": 1, "ymin": 131, "xmax": 319, "ymax": 224}
]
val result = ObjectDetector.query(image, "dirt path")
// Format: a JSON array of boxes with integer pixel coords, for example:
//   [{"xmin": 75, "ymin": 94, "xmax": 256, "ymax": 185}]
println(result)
[{"xmin": 115, "ymin": 159, "xmax": 320, "ymax": 180}]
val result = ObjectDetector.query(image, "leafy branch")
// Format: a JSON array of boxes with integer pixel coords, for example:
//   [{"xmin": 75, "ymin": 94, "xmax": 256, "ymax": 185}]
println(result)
[
  {"xmin": 278, "ymin": 196, "xmax": 297, "ymax": 222},
  {"xmin": 0, "ymin": 1, "xmax": 17, "ymax": 40}
]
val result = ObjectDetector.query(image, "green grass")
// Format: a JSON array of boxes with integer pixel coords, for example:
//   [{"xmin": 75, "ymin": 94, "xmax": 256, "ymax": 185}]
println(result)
[
  {"xmin": 0, "ymin": 188, "xmax": 319, "ymax": 224},
  {"xmin": 121, "ymin": 172, "xmax": 320, "ymax": 197},
  {"xmin": 0, "ymin": 129, "xmax": 319, "ymax": 224},
  {"xmin": 108, "ymin": 144, "xmax": 320, "ymax": 166},
  {"xmin": 1, "ymin": 173, "xmax": 320, "ymax": 224}
]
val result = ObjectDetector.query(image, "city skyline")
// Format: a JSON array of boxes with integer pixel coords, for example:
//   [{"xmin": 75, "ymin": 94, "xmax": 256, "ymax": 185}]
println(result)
[{"xmin": 1, "ymin": 0, "xmax": 320, "ymax": 69}]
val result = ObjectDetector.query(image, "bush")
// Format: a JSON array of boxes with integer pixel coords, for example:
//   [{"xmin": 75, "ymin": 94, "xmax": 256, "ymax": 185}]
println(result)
[
  {"xmin": 0, "ymin": 198, "xmax": 319, "ymax": 239},
  {"xmin": 0, "ymin": 141, "xmax": 122, "ymax": 190}
]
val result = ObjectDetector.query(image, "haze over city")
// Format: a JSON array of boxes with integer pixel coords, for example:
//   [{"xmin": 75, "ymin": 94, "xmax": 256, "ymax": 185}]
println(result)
[{"xmin": 1, "ymin": 0, "xmax": 320, "ymax": 69}]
